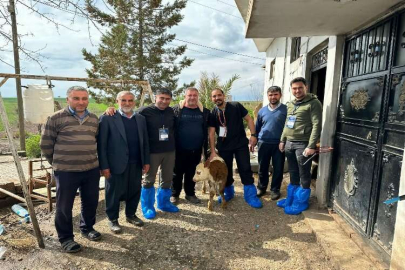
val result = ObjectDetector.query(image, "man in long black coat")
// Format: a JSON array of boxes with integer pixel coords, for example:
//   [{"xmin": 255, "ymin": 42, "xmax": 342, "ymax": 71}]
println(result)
[{"xmin": 98, "ymin": 91, "xmax": 150, "ymax": 233}]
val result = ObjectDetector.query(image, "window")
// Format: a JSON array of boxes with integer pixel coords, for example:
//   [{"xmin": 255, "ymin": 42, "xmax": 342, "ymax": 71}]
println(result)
[
  {"xmin": 269, "ymin": 59, "xmax": 276, "ymax": 80},
  {"xmin": 290, "ymin": 37, "xmax": 301, "ymax": 63}
]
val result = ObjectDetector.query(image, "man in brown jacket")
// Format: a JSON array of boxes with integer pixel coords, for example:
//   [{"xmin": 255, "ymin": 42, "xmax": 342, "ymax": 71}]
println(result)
[{"xmin": 41, "ymin": 86, "xmax": 101, "ymax": 253}]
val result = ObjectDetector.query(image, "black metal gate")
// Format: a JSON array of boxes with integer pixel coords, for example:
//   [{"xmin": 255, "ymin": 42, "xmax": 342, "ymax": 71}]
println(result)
[{"xmin": 330, "ymin": 11, "xmax": 405, "ymax": 261}]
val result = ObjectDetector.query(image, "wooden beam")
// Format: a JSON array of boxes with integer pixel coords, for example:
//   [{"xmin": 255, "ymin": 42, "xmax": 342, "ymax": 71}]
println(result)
[
  {"xmin": 0, "ymin": 77, "xmax": 9, "ymax": 88},
  {"xmin": 0, "ymin": 92, "xmax": 45, "ymax": 248},
  {"xmin": 0, "ymin": 73, "xmax": 149, "ymax": 85},
  {"xmin": 0, "ymin": 187, "xmax": 25, "ymax": 202}
]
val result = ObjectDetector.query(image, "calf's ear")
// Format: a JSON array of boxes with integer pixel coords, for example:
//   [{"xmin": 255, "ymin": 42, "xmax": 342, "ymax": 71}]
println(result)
[{"xmin": 204, "ymin": 160, "xmax": 210, "ymax": 168}]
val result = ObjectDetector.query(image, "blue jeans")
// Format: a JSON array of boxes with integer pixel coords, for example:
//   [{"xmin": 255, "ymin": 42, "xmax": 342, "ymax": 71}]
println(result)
[
  {"xmin": 257, "ymin": 142, "xmax": 285, "ymax": 192},
  {"xmin": 284, "ymin": 141, "xmax": 312, "ymax": 189}
]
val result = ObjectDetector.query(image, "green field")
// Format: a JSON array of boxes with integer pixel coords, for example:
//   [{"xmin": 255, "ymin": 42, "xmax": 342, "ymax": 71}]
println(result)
[{"xmin": 0, "ymin": 98, "xmax": 109, "ymax": 133}]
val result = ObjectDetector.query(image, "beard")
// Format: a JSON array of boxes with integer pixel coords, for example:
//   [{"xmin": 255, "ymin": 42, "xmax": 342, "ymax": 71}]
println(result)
[
  {"xmin": 121, "ymin": 107, "xmax": 134, "ymax": 113},
  {"xmin": 270, "ymin": 100, "xmax": 280, "ymax": 105}
]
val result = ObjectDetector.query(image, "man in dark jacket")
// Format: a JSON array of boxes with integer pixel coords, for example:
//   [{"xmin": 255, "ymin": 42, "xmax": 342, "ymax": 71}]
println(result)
[
  {"xmin": 98, "ymin": 91, "xmax": 150, "ymax": 233},
  {"xmin": 171, "ymin": 87, "xmax": 210, "ymax": 204},
  {"xmin": 278, "ymin": 77, "xmax": 322, "ymax": 215}
]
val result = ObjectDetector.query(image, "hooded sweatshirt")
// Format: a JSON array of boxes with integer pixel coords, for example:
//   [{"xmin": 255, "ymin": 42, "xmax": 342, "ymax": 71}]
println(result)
[{"xmin": 280, "ymin": 93, "xmax": 322, "ymax": 149}]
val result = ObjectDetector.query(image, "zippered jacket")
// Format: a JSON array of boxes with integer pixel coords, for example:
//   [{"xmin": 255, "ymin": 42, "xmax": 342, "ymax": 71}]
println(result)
[{"xmin": 280, "ymin": 93, "xmax": 322, "ymax": 149}]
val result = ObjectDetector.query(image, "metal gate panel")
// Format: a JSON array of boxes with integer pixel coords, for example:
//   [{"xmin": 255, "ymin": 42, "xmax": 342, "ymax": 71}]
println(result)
[
  {"xmin": 345, "ymin": 21, "xmax": 391, "ymax": 78},
  {"xmin": 394, "ymin": 13, "xmax": 405, "ymax": 67},
  {"xmin": 340, "ymin": 77, "xmax": 385, "ymax": 122},
  {"xmin": 371, "ymin": 153, "xmax": 401, "ymax": 254},
  {"xmin": 331, "ymin": 139, "xmax": 376, "ymax": 233},
  {"xmin": 331, "ymin": 11, "xmax": 404, "ymax": 260}
]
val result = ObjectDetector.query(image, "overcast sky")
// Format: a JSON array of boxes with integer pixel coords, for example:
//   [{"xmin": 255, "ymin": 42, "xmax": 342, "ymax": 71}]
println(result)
[{"xmin": 0, "ymin": 0, "xmax": 265, "ymax": 100}]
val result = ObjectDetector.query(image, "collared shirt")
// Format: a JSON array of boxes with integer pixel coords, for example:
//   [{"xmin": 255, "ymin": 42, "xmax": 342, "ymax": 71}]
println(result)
[
  {"xmin": 268, "ymin": 102, "xmax": 282, "ymax": 112},
  {"xmin": 118, "ymin": 108, "xmax": 136, "ymax": 119},
  {"xmin": 68, "ymin": 106, "xmax": 89, "ymax": 121}
]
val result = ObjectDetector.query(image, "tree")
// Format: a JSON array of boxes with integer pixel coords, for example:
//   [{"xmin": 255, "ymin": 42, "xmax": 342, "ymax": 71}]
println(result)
[
  {"xmin": 83, "ymin": 0, "xmax": 193, "ymax": 105},
  {"xmin": 0, "ymin": 0, "xmax": 98, "ymax": 70},
  {"xmin": 197, "ymin": 72, "xmax": 240, "ymax": 110}
]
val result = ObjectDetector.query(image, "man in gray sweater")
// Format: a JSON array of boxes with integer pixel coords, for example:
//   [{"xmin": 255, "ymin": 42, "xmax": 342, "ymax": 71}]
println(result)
[{"xmin": 41, "ymin": 86, "xmax": 101, "ymax": 253}]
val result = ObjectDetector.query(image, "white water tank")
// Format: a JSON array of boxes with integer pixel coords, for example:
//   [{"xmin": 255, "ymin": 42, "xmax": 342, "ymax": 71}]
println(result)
[{"xmin": 23, "ymin": 85, "xmax": 54, "ymax": 124}]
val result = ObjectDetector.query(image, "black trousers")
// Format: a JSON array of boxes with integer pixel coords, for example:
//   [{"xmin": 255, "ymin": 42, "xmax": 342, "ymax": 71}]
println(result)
[
  {"xmin": 54, "ymin": 168, "xmax": 100, "ymax": 243},
  {"xmin": 285, "ymin": 141, "xmax": 312, "ymax": 189},
  {"xmin": 172, "ymin": 148, "xmax": 202, "ymax": 197},
  {"xmin": 219, "ymin": 145, "xmax": 254, "ymax": 187},
  {"xmin": 105, "ymin": 163, "xmax": 142, "ymax": 221},
  {"xmin": 257, "ymin": 142, "xmax": 285, "ymax": 192}
]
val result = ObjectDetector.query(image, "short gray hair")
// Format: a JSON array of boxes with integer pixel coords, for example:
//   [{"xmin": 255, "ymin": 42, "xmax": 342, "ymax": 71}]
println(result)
[
  {"xmin": 116, "ymin": 91, "xmax": 135, "ymax": 100},
  {"xmin": 185, "ymin": 87, "xmax": 199, "ymax": 94},
  {"xmin": 66, "ymin": 86, "xmax": 88, "ymax": 96}
]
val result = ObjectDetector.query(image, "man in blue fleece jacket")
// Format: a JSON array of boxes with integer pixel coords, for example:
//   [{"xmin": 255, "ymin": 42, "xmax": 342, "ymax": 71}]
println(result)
[{"xmin": 255, "ymin": 86, "xmax": 287, "ymax": 200}]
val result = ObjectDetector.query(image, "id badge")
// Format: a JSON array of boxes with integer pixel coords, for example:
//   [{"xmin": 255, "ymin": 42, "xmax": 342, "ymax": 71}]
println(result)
[
  {"xmin": 219, "ymin": 126, "xmax": 227, "ymax": 137},
  {"xmin": 159, "ymin": 128, "xmax": 169, "ymax": 141},
  {"xmin": 286, "ymin": 115, "xmax": 297, "ymax": 129}
]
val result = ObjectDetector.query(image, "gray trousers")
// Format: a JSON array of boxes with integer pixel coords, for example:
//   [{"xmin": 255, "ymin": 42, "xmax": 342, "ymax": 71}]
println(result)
[{"xmin": 143, "ymin": 151, "xmax": 175, "ymax": 189}]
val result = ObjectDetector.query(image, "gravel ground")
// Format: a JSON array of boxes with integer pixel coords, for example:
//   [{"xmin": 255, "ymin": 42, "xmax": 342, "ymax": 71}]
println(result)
[{"xmin": 0, "ymin": 175, "xmax": 335, "ymax": 270}]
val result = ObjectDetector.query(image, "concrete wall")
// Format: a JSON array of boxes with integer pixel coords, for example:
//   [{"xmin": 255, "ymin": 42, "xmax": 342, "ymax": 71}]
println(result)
[
  {"xmin": 390, "ymin": 148, "xmax": 405, "ymax": 270},
  {"xmin": 263, "ymin": 36, "xmax": 329, "ymax": 105},
  {"xmin": 316, "ymin": 36, "xmax": 344, "ymax": 207},
  {"xmin": 262, "ymin": 35, "xmax": 343, "ymax": 207}
]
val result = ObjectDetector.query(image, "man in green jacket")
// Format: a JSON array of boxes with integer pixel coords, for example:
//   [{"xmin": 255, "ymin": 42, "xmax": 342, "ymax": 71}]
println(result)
[{"xmin": 278, "ymin": 77, "xmax": 322, "ymax": 215}]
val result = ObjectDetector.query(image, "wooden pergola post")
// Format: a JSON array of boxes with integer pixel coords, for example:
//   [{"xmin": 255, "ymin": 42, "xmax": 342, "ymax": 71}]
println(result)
[{"xmin": 0, "ymin": 73, "xmax": 153, "ymax": 249}]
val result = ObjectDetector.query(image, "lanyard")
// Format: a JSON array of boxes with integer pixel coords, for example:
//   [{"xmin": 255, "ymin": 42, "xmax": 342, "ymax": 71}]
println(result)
[
  {"xmin": 217, "ymin": 108, "xmax": 226, "ymax": 127},
  {"xmin": 292, "ymin": 101, "xmax": 302, "ymax": 115}
]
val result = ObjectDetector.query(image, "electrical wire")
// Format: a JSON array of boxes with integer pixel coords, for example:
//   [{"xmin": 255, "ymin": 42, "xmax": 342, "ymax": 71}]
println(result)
[
  {"xmin": 182, "ymin": 46, "xmax": 263, "ymax": 66},
  {"xmin": 216, "ymin": 0, "xmax": 237, "ymax": 8},
  {"xmin": 174, "ymin": 38, "xmax": 266, "ymax": 60},
  {"xmin": 188, "ymin": 0, "xmax": 242, "ymax": 19}
]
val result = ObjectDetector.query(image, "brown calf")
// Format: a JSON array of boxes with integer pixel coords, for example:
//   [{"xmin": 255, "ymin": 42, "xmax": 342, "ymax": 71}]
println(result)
[{"xmin": 193, "ymin": 156, "xmax": 228, "ymax": 211}]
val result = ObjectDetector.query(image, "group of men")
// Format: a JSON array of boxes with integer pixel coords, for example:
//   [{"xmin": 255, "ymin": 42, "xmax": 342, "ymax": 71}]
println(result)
[{"xmin": 40, "ymin": 76, "xmax": 322, "ymax": 253}]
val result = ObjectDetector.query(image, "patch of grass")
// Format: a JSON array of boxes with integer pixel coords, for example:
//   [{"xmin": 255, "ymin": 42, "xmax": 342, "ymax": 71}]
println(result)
[{"xmin": 0, "ymin": 98, "xmax": 111, "ymax": 132}]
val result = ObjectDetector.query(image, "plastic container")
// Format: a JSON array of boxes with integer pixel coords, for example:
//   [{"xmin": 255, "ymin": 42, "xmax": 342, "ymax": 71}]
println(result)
[
  {"xmin": 19, "ymin": 216, "xmax": 31, "ymax": 224},
  {"xmin": 0, "ymin": 224, "xmax": 4, "ymax": 235},
  {"xmin": 11, "ymin": 204, "xmax": 29, "ymax": 218},
  {"xmin": 23, "ymin": 85, "xmax": 54, "ymax": 124}
]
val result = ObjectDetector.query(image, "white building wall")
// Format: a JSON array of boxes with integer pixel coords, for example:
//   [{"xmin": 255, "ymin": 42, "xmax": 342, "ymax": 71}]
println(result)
[{"xmin": 263, "ymin": 36, "xmax": 329, "ymax": 105}]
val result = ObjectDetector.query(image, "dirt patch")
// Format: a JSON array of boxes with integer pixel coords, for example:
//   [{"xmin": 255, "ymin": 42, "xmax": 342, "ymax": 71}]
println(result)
[{"xmin": 0, "ymin": 177, "xmax": 335, "ymax": 270}]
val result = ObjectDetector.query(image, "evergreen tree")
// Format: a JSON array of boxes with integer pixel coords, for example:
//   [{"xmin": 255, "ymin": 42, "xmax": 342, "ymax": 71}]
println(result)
[{"xmin": 82, "ymin": 0, "xmax": 193, "ymax": 105}]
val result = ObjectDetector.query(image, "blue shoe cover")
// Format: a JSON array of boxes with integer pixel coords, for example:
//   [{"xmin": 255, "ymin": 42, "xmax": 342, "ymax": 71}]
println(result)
[
  {"xmin": 218, "ymin": 185, "xmax": 235, "ymax": 203},
  {"xmin": 284, "ymin": 187, "xmax": 311, "ymax": 215},
  {"xmin": 141, "ymin": 187, "xmax": 156, "ymax": 219},
  {"xmin": 156, "ymin": 188, "xmax": 179, "ymax": 213},
  {"xmin": 243, "ymin": 184, "xmax": 263, "ymax": 208},
  {"xmin": 276, "ymin": 184, "xmax": 299, "ymax": 208}
]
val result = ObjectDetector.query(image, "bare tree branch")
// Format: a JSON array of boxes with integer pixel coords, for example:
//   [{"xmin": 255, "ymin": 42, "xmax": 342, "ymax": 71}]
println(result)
[{"xmin": 0, "ymin": 0, "xmax": 103, "ymax": 70}]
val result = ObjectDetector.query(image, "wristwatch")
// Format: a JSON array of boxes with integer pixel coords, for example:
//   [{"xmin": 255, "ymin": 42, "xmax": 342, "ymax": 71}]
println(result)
[{"xmin": 251, "ymin": 134, "xmax": 257, "ymax": 137}]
